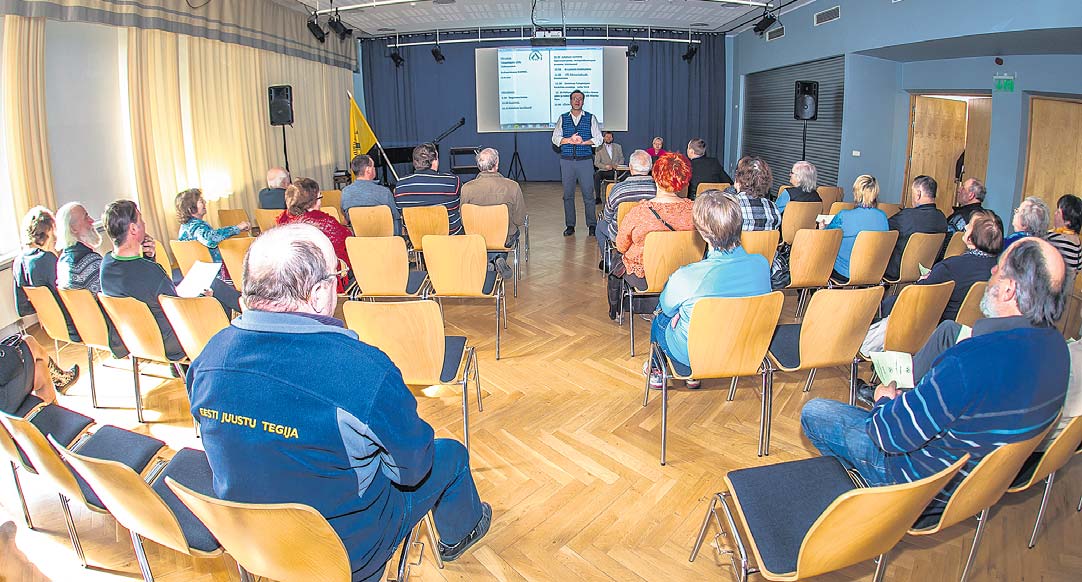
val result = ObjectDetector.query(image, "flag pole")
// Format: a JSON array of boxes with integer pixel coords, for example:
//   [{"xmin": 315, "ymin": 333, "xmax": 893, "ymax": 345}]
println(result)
[{"xmin": 347, "ymin": 91, "xmax": 399, "ymax": 183}]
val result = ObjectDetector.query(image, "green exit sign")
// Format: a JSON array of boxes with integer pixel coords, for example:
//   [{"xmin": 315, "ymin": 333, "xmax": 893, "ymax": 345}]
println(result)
[{"xmin": 994, "ymin": 74, "xmax": 1015, "ymax": 93}]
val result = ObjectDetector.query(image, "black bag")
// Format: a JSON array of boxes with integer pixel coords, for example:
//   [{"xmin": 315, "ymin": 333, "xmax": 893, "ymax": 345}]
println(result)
[
  {"xmin": 770, "ymin": 242, "xmax": 792, "ymax": 290},
  {"xmin": 0, "ymin": 335, "xmax": 34, "ymax": 415}
]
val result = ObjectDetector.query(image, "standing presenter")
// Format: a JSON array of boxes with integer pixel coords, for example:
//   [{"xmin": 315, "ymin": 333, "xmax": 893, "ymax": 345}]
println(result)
[{"xmin": 551, "ymin": 89, "xmax": 602, "ymax": 236}]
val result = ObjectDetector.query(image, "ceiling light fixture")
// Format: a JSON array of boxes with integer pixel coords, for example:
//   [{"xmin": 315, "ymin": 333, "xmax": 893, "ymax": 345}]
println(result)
[
  {"xmin": 307, "ymin": 14, "xmax": 327, "ymax": 43},
  {"xmin": 681, "ymin": 44, "xmax": 698, "ymax": 62},
  {"xmin": 431, "ymin": 30, "xmax": 446, "ymax": 63},
  {"xmin": 753, "ymin": 9, "xmax": 778, "ymax": 36},
  {"xmin": 327, "ymin": 11, "xmax": 353, "ymax": 41},
  {"xmin": 390, "ymin": 49, "xmax": 405, "ymax": 67},
  {"xmin": 625, "ymin": 42, "xmax": 639, "ymax": 60}
]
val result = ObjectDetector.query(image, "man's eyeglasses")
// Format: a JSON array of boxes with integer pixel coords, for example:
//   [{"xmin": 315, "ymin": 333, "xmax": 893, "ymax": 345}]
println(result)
[{"xmin": 320, "ymin": 265, "xmax": 349, "ymax": 282}]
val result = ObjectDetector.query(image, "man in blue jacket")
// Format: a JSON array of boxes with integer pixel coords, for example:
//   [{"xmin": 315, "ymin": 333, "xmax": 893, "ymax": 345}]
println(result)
[{"xmin": 187, "ymin": 223, "xmax": 490, "ymax": 581}]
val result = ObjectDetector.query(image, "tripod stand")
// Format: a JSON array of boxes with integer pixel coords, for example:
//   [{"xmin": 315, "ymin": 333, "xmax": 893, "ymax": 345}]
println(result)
[{"xmin": 507, "ymin": 132, "xmax": 526, "ymax": 182}]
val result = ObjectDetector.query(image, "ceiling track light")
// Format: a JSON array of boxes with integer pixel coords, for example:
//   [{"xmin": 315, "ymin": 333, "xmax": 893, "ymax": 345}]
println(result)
[
  {"xmin": 307, "ymin": 14, "xmax": 327, "ymax": 43},
  {"xmin": 753, "ymin": 8, "xmax": 778, "ymax": 36},
  {"xmin": 626, "ymin": 42, "xmax": 639, "ymax": 60},
  {"xmin": 327, "ymin": 10, "xmax": 353, "ymax": 41},
  {"xmin": 682, "ymin": 44, "xmax": 698, "ymax": 62},
  {"xmin": 390, "ymin": 50, "xmax": 405, "ymax": 67},
  {"xmin": 431, "ymin": 31, "xmax": 445, "ymax": 63}
]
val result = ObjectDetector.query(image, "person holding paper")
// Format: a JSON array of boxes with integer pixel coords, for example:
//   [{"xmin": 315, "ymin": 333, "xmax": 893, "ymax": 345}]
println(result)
[
  {"xmin": 175, "ymin": 189, "xmax": 248, "ymax": 314},
  {"xmin": 822, "ymin": 174, "xmax": 889, "ymax": 280},
  {"xmin": 552, "ymin": 89, "xmax": 601, "ymax": 236}
]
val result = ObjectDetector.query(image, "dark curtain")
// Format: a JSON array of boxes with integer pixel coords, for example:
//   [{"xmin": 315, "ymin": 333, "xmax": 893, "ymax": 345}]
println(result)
[{"xmin": 360, "ymin": 35, "xmax": 726, "ymax": 181}]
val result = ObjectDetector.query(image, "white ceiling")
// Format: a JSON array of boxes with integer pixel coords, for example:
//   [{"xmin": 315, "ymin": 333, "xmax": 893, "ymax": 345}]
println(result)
[{"xmin": 289, "ymin": 0, "xmax": 769, "ymax": 37}]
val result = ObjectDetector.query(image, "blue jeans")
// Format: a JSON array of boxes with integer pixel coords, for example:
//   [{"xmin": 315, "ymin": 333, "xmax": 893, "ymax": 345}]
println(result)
[
  {"xmin": 650, "ymin": 312, "xmax": 686, "ymax": 370},
  {"xmin": 394, "ymin": 438, "xmax": 484, "ymax": 548},
  {"xmin": 560, "ymin": 158, "xmax": 596, "ymax": 228},
  {"xmin": 800, "ymin": 398, "xmax": 891, "ymax": 486}
]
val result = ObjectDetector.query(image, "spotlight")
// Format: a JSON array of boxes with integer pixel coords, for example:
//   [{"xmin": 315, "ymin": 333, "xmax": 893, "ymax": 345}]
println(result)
[
  {"xmin": 626, "ymin": 43, "xmax": 639, "ymax": 60},
  {"xmin": 753, "ymin": 11, "xmax": 778, "ymax": 36},
  {"xmin": 307, "ymin": 15, "xmax": 327, "ymax": 43},
  {"xmin": 681, "ymin": 44, "xmax": 698, "ymax": 63},
  {"xmin": 390, "ymin": 49, "xmax": 405, "ymax": 68},
  {"xmin": 327, "ymin": 12, "xmax": 352, "ymax": 41},
  {"xmin": 431, "ymin": 46, "xmax": 446, "ymax": 64}
]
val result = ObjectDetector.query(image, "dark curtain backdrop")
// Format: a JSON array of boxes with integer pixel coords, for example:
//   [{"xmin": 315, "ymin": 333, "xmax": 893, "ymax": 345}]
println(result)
[{"xmin": 360, "ymin": 35, "xmax": 726, "ymax": 181}]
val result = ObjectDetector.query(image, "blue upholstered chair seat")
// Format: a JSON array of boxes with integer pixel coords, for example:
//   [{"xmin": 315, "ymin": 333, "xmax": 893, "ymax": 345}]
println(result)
[
  {"xmin": 14, "ymin": 394, "xmax": 44, "ymax": 417},
  {"xmin": 664, "ymin": 353, "xmax": 692, "ymax": 378},
  {"xmin": 768, "ymin": 323, "xmax": 802, "ymax": 370},
  {"xmin": 7, "ymin": 403, "xmax": 95, "ymax": 469},
  {"xmin": 481, "ymin": 271, "xmax": 498, "ymax": 295},
  {"xmin": 150, "ymin": 447, "xmax": 221, "ymax": 552},
  {"xmin": 73, "ymin": 426, "xmax": 165, "ymax": 510},
  {"xmin": 440, "ymin": 336, "xmax": 468, "ymax": 383},
  {"xmin": 405, "ymin": 271, "xmax": 429, "ymax": 295}
]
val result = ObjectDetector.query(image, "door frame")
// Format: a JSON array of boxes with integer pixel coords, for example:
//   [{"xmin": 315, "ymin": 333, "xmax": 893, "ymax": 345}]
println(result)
[{"xmin": 900, "ymin": 92, "xmax": 991, "ymax": 209}]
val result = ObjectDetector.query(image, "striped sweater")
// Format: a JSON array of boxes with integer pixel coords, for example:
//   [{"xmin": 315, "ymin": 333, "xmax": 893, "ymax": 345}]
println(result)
[
  {"xmin": 868, "ymin": 327, "xmax": 1068, "ymax": 514},
  {"xmin": 393, "ymin": 169, "xmax": 463, "ymax": 234}
]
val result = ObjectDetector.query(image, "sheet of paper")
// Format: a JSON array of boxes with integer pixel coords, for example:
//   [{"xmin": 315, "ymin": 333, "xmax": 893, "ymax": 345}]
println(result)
[
  {"xmin": 870, "ymin": 350, "xmax": 915, "ymax": 389},
  {"xmin": 919, "ymin": 263, "xmax": 931, "ymax": 276},
  {"xmin": 176, "ymin": 261, "xmax": 221, "ymax": 298},
  {"xmin": 957, "ymin": 324, "xmax": 973, "ymax": 342},
  {"xmin": 816, "ymin": 214, "xmax": 835, "ymax": 224}
]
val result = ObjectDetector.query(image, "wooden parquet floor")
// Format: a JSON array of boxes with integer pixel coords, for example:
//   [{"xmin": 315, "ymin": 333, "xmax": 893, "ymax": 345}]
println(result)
[{"xmin": 3, "ymin": 182, "xmax": 1081, "ymax": 581}]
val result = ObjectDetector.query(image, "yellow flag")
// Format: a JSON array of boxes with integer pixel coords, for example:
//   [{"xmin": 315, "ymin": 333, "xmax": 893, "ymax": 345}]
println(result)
[{"xmin": 349, "ymin": 92, "xmax": 377, "ymax": 162}]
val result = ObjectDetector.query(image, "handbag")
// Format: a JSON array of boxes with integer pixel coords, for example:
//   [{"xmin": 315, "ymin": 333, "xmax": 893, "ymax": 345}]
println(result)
[{"xmin": 0, "ymin": 335, "xmax": 34, "ymax": 414}]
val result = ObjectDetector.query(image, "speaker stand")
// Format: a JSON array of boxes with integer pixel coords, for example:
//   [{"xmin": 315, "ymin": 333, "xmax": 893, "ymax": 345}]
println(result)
[
  {"xmin": 281, "ymin": 125, "xmax": 291, "ymax": 173},
  {"xmin": 507, "ymin": 132, "xmax": 526, "ymax": 182},
  {"xmin": 800, "ymin": 119, "xmax": 808, "ymax": 162}
]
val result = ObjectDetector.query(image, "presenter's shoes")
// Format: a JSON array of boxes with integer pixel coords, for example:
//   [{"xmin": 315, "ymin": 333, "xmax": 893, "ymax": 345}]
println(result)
[
  {"xmin": 438, "ymin": 502, "xmax": 492, "ymax": 562},
  {"xmin": 855, "ymin": 378, "xmax": 875, "ymax": 407},
  {"xmin": 588, "ymin": 226, "xmax": 596, "ymax": 237},
  {"xmin": 563, "ymin": 227, "xmax": 575, "ymax": 236}
]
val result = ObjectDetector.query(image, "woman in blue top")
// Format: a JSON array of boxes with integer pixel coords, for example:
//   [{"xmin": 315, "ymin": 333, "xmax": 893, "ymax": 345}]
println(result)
[
  {"xmin": 645, "ymin": 190, "xmax": 772, "ymax": 389},
  {"xmin": 823, "ymin": 175, "xmax": 889, "ymax": 279},
  {"xmin": 175, "ymin": 188, "xmax": 250, "ymax": 263}
]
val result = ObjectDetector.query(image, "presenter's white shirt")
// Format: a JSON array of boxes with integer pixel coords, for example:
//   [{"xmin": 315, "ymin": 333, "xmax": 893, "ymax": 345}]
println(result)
[{"xmin": 550, "ymin": 112, "xmax": 603, "ymax": 148}]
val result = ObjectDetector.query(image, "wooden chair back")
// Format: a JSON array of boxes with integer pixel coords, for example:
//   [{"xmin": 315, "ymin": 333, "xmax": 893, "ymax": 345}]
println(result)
[
  {"xmin": 320, "ymin": 207, "xmax": 345, "ymax": 225},
  {"xmin": 884, "ymin": 281, "xmax": 955, "ymax": 354},
  {"xmin": 166, "ymin": 478, "xmax": 351, "ymax": 582},
  {"xmin": 343, "ymin": 300, "xmax": 445, "ymax": 386},
  {"xmin": 955, "ymin": 281, "xmax": 987, "ymax": 328},
  {"xmin": 642, "ymin": 231, "xmax": 707, "ymax": 293},
  {"xmin": 740, "ymin": 230, "xmax": 780, "ymax": 265},
  {"xmin": 0, "ymin": 413, "xmax": 86, "ymax": 505},
  {"xmin": 253, "ymin": 209, "xmax": 281, "ymax": 233},
  {"xmin": 57, "ymin": 288, "xmax": 113, "ymax": 352},
  {"xmin": 788, "ymin": 229, "xmax": 843, "ymax": 289},
  {"xmin": 942, "ymin": 231, "xmax": 967, "ymax": 259},
  {"xmin": 23, "ymin": 286, "xmax": 77, "ymax": 344},
  {"xmin": 462, "ymin": 203, "xmax": 512, "ymax": 250},
  {"xmin": 828, "ymin": 202, "xmax": 855, "ymax": 215},
  {"xmin": 153, "ymin": 240, "xmax": 174, "ymax": 275},
  {"xmin": 793, "ymin": 455, "xmax": 968, "ymax": 579},
  {"xmin": 320, "ymin": 190, "xmax": 342, "ymax": 212},
  {"xmin": 169, "ymin": 240, "xmax": 213, "ymax": 277},
  {"xmin": 403, "ymin": 206, "xmax": 449, "ymax": 252},
  {"xmin": 217, "ymin": 208, "xmax": 249, "ymax": 229},
  {"xmin": 781, "ymin": 201, "xmax": 822, "ymax": 244},
  {"xmin": 616, "ymin": 201, "xmax": 637, "ymax": 230},
  {"xmin": 914, "ymin": 425, "xmax": 1053, "ymax": 534},
  {"xmin": 879, "ymin": 203, "xmax": 901, "ymax": 218},
  {"xmin": 98, "ymin": 294, "xmax": 171, "ymax": 363},
  {"xmin": 817, "ymin": 186, "xmax": 843, "ymax": 208},
  {"xmin": 843, "ymin": 230, "xmax": 899, "ymax": 286},
  {"xmin": 348, "ymin": 206, "xmax": 394, "ymax": 237},
  {"xmin": 159, "ymin": 296, "xmax": 229, "ymax": 361},
  {"xmin": 687, "ymin": 293, "xmax": 784, "ymax": 379},
  {"xmin": 1056, "ymin": 270, "xmax": 1082, "ymax": 340},
  {"xmin": 798, "ymin": 287, "xmax": 883, "ymax": 369},
  {"xmin": 892, "ymin": 232, "xmax": 947, "ymax": 284},
  {"xmin": 423, "ymin": 234, "xmax": 488, "ymax": 296},
  {"xmin": 1009, "ymin": 417, "xmax": 1082, "ymax": 493},
  {"xmin": 218, "ymin": 237, "xmax": 255, "ymax": 291},
  {"xmin": 695, "ymin": 182, "xmax": 731, "ymax": 197},
  {"xmin": 345, "ymin": 236, "xmax": 411, "ymax": 296},
  {"xmin": 0, "ymin": 420, "xmax": 27, "ymax": 471}
]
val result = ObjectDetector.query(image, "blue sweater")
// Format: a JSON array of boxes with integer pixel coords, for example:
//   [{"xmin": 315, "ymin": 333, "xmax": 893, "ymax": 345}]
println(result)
[
  {"xmin": 826, "ymin": 207, "xmax": 890, "ymax": 277},
  {"xmin": 187, "ymin": 311, "xmax": 435, "ymax": 581}
]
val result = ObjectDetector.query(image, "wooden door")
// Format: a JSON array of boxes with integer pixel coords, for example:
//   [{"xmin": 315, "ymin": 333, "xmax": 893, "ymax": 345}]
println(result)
[
  {"xmin": 1023, "ymin": 97, "xmax": 1082, "ymax": 211},
  {"xmin": 903, "ymin": 96, "xmax": 967, "ymax": 214},
  {"xmin": 963, "ymin": 97, "xmax": 991, "ymax": 184}
]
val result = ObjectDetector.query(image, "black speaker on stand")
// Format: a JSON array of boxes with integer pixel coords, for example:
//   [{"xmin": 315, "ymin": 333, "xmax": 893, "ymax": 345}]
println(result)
[
  {"xmin": 269, "ymin": 85, "xmax": 294, "ymax": 172},
  {"xmin": 793, "ymin": 80, "xmax": 819, "ymax": 161}
]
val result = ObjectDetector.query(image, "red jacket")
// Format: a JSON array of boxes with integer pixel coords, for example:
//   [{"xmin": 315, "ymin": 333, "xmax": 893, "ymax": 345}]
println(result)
[{"xmin": 276, "ymin": 210, "xmax": 352, "ymax": 292}]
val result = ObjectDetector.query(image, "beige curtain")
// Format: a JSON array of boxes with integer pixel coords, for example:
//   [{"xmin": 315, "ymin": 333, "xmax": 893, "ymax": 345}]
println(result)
[{"xmin": 3, "ymin": 16, "xmax": 55, "ymax": 222}]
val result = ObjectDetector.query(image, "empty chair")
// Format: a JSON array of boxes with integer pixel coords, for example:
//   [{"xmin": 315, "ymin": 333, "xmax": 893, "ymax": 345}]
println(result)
[
  {"xmin": 1006, "ymin": 416, "xmax": 1082, "ymax": 548},
  {"xmin": 740, "ymin": 230, "xmax": 780, "ymax": 266},
  {"xmin": 817, "ymin": 185, "xmax": 844, "ymax": 208},
  {"xmin": 954, "ymin": 281, "xmax": 987, "ymax": 327},
  {"xmin": 423, "ymin": 234, "xmax": 507, "ymax": 359},
  {"xmin": 348, "ymin": 205, "xmax": 395, "ymax": 237},
  {"xmin": 343, "ymin": 300, "xmax": 480, "ymax": 450},
  {"xmin": 152, "ymin": 240, "xmax": 174, "ymax": 277},
  {"xmin": 169, "ymin": 239, "xmax": 213, "ymax": 277},
  {"xmin": 159, "ymin": 295, "xmax": 230, "ymax": 361},
  {"xmin": 695, "ymin": 182, "xmax": 731, "ymax": 197},
  {"xmin": 885, "ymin": 232, "xmax": 947, "ymax": 287},
  {"xmin": 828, "ymin": 201, "xmax": 856, "ymax": 215},
  {"xmin": 785, "ymin": 228, "xmax": 843, "ymax": 316},
  {"xmin": 943, "ymin": 231, "xmax": 967, "ymax": 259},
  {"xmin": 603, "ymin": 201, "xmax": 642, "ymax": 272},
  {"xmin": 346, "ymin": 236, "xmax": 429, "ymax": 299},
  {"xmin": 217, "ymin": 208, "xmax": 250, "ymax": 230},
  {"xmin": 253, "ymin": 208, "xmax": 281, "ymax": 233},
  {"xmin": 780, "ymin": 201, "xmax": 821, "ymax": 245},
  {"xmin": 462, "ymin": 203, "xmax": 521, "ymax": 297},
  {"xmin": 879, "ymin": 203, "xmax": 901, "ymax": 218},
  {"xmin": 645, "ymin": 293, "xmax": 784, "ymax": 463},
  {"xmin": 22, "ymin": 285, "xmax": 79, "ymax": 364},
  {"xmin": 624, "ymin": 230, "xmax": 706, "ymax": 356},
  {"xmin": 57, "ymin": 288, "xmax": 129, "ymax": 407},
  {"xmin": 403, "ymin": 206, "xmax": 450, "ymax": 261},
  {"xmin": 829, "ymin": 230, "xmax": 899, "ymax": 287},
  {"xmin": 320, "ymin": 189, "xmax": 342, "ymax": 212},
  {"xmin": 690, "ymin": 454, "xmax": 967, "ymax": 582},
  {"xmin": 217, "ymin": 236, "xmax": 255, "ymax": 292},
  {"xmin": 56, "ymin": 443, "xmax": 222, "ymax": 582}
]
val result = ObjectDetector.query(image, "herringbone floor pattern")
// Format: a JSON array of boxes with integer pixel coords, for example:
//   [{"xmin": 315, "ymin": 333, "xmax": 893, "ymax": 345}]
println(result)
[{"xmin": 2, "ymin": 182, "xmax": 1080, "ymax": 581}]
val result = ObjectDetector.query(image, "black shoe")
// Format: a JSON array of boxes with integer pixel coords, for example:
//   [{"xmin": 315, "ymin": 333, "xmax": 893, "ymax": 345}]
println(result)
[
  {"xmin": 438, "ymin": 502, "xmax": 492, "ymax": 562},
  {"xmin": 563, "ymin": 227, "xmax": 575, "ymax": 236},
  {"xmin": 588, "ymin": 226, "xmax": 596, "ymax": 237},
  {"xmin": 594, "ymin": 197, "xmax": 602, "ymax": 204},
  {"xmin": 855, "ymin": 379, "xmax": 875, "ymax": 407}
]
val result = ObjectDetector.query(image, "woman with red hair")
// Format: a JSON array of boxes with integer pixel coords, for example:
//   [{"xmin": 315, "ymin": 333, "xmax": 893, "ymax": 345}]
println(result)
[{"xmin": 609, "ymin": 153, "xmax": 695, "ymax": 318}]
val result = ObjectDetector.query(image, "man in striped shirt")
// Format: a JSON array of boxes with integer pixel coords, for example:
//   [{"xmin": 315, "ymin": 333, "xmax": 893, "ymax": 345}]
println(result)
[
  {"xmin": 800, "ymin": 237, "xmax": 1069, "ymax": 522},
  {"xmin": 394, "ymin": 143, "xmax": 463, "ymax": 234}
]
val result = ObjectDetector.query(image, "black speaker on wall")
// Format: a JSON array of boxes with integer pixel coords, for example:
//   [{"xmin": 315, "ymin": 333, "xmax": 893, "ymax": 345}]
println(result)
[
  {"xmin": 268, "ymin": 85, "xmax": 294, "ymax": 126},
  {"xmin": 794, "ymin": 80, "xmax": 819, "ymax": 121}
]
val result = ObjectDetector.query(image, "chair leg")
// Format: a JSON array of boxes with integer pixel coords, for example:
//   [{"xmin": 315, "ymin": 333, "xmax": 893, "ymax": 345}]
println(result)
[
  {"xmin": 460, "ymin": 353, "xmax": 471, "ymax": 454},
  {"xmin": 872, "ymin": 551, "xmax": 889, "ymax": 582},
  {"xmin": 54, "ymin": 338, "xmax": 61, "ymax": 365},
  {"xmin": 689, "ymin": 492, "xmax": 755, "ymax": 582},
  {"xmin": 86, "ymin": 346, "xmax": 99, "ymax": 408},
  {"xmin": 131, "ymin": 531, "xmax": 155, "ymax": 582},
  {"xmin": 394, "ymin": 521, "xmax": 420, "ymax": 582},
  {"xmin": 628, "ymin": 286, "xmax": 636, "ymax": 357},
  {"xmin": 759, "ymin": 367, "xmax": 774, "ymax": 457},
  {"xmin": 60, "ymin": 494, "xmax": 87, "ymax": 568},
  {"xmin": 512, "ymin": 249, "xmax": 519, "ymax": 297},
  {"xmin": 689, "ymin": 493, "xmax": 720, "ymax": 562},
  {"xmin": 11, "ymin": 461, "xmax": 33, "ymax": 529},
  {"xmin": 960, "ymin": 508, "xmax": 989, "ymax": 582},
  {"xmin": 132, "ymin": 357, "xmax": 145, "ymax": 423},
  {"xmin": 849, "ymin": 358, "xmax": 859, "ymax": 405},
  {"xmin": 471, "ymin": 347, "xmax": 482, "ymax": 412},
  {"xmin": 424, "ymin": 511, "xmax": 444, "ymax": 569},
  {"xmin": 1028, "ymin": 471, "xmax": 1056, "ymax": 549},
  {"xmin": 236, "ymin": 565, "xmax": 254, "ymax": 582},
  {"xmin": 1077, "ymin": 491, "xmax": 1082, "ymax": 512},
  {"xmin": 802, "ymin": 368, "xmax": 817, "ymax": 393},
  {"xmin": 495, "ymin": 296, "xmax": 502, "ymax": 361},
  {"xmin": 643, "ymin": 343, "xmax": 657, "ymax": 408},
  {"xmin": 660, "ymin": 362, "xmax": 669, "ymax": 466},
  {"xmin": 727, "ymin": 377, "xmax": 738, "ymax": 401}
]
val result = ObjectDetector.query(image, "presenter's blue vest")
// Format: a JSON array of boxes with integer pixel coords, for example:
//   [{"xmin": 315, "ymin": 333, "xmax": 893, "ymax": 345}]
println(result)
[{"xmin": 559, "ymin": 111, "xmax": 593, "ymax": 159}]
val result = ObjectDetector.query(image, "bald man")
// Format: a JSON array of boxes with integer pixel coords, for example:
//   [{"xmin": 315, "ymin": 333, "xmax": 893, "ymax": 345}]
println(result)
[
  {"xmin": 258, "ymin": 167, "xmax": 291, "ymax": 209},
  {"xmin": 801, "ymin": 237, "xmax": 1069, "ymax": 526},
  {"xmin": 187, "ymin": 223, "xmax": 490, "ymax": 582}
]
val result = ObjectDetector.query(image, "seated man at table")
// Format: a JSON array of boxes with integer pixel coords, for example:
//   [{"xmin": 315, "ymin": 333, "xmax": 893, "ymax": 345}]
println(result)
[{"xmin": 593, "ymin": 131, "xmax": 624, "ymax": 202}]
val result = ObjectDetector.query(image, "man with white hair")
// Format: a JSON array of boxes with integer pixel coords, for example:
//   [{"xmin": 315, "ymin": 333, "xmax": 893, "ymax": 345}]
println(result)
[
  {"xmin": 187, "ymin": 223, "xmax": 491, "ymax": 581},
  {"xmin": 258, "ymin": 166, "xmax": 291, "ymax": 209},
  {"xmin": 596, "ymin": 149, "xmax": 656, "ymax": 259},
  {"xmin": 460, "ymin": 147, "xmax": 527, "ymax": 248}
]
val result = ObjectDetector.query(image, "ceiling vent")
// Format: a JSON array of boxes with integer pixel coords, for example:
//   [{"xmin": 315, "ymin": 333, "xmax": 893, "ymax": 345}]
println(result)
[
  {"xmin": 814, "ymin": 6, "xmax": 841, "ymax": 26},
  {"xmin": 766, "ymin": 26, "xmax": 785, "ymax": 41}
]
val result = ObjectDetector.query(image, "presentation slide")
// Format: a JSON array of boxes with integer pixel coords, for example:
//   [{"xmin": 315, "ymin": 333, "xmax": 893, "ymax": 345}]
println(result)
[{"xmin": 497, "ymin": 47, "xmax": 604, "ymax": 130}]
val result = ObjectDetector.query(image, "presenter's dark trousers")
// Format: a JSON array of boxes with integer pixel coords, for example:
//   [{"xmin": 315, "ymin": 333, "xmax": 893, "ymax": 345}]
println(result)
[{"xmin": 561, "ymin": 157, "xmax": 596, "ymax": 229}]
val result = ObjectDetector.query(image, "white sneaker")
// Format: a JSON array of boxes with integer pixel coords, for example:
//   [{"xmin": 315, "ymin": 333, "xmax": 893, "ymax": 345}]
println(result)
[{"xmin": 642, "ymin": 361, "xmax": 664, "ymax": 390}]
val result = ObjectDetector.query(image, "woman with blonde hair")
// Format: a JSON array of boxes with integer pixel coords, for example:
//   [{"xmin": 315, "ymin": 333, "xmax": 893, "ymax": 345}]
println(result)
[{"xmin": 822, "ymin": 174, "xmax": 889, "ymax": 279}]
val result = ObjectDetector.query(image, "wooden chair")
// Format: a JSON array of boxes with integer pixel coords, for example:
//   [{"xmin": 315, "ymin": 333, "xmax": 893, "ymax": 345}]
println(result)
[
  {"xmin": 423, "ymin": 234, "xmax": 507, "ymax": 359},
  {"xmin": 22, "ymin": 285, "xmax": 79, "ymax": 366},
  {"xmin": 159, "ymin": 295, "xmax": 230, "ymax": 361},
  {"xmin": 780, "ymin": 201, "xmax": 821, "ymax": 245},
  {"xmin": 908, "ymin": 426, "xmax": 1054, "ymax": 582},
  {"xmin": 98, "ymin": 294, "xmax": 187, "ymax": 422},
  {"xmin": 348, "ymin": 205, "xmax": 395, "ymax": 237},
  {"xmin": 1007, "ymin": 416, "xmax": 1082, "ymax": 548},
  {"xmin": 764, "ymin": 287, "xmax": 883, "ymax": 454},
  {"xmin": 345, "ymin": 236, "xmax": 429, "ymax": 299},
  {"xmin": 57, "ymin": 288, "xmax": 125, "ymax": 408},
  {"xmin": 690, "ymin": 455, "xmax": 968, "ymax": 582},
  {"xmin": 253, "ymin": 208, "xmax": 281, "ymax": 233},
  {"xmin": 320, "ymin": 189, "xmax": 342, "ymax": 212},
  {"xmin": 56, "ymin": 442, "xmax": 223, "ymax": 581},
  {"xmin": 604, "ymin": 182, "xmax": 616, "ymax": 202},
  {"xmin": 879, "ymin": 203, "xmax": 901, "ymax": 219},
  {"xmin": 169, "ymin": 239, "xmax": 213, "ymax": 277},
  {"xmin": 696, "ymin": 182, "xmax": 731, "ymax": 197},
  {"xmin": 153, "ymin": 240, "xmax": 174, "ymax": 276},
  {"xmin": 943, "ymin": 231, "xmax": 967, "ymax": 259},
  {"xmin": 218, "ymin": 236, "xmax": 255, "ymax": 291},
  {"xmin": 462, "ymin": 203, "xmax": 521, "ymax": 297},
  {"xmin": 829, "ymin": 230, "xmax": 898, "ymax": 288},
  {"xmin": 403, "ymin": 206, "xmax": 450, "ymax": 262},
  {"xmin": 885, "ymin": 232, "xmax": 947, "ymax": 287},
  {"xmin": 645, "ymin": 292, "xmax": 784, "ymax": 463},
  {"xmin": 880, "ymin": 281, "xmax": 955, "ymax": 355},
  {"xmin": 817, "ymin": 185, "xmax": 843, "ymax": 208},
  {"xmin": 1055, "ymin": 270, "xmax": 1082, "ymax": 340},
  {"xmin": 217, "ymin": 208, "xmax": 250, "ymax": 229},
  {"xmin": 828, "ymin": 201, "xmax": 855, "ymax": 215},
  {"xmin": 343, "ymin": 300, "xmax": 480, "ymax": 450},
  {"xmin": 321, "ymin": 206, "xmax": 345, "ymax": 224},
  {"xmin": 955, "ymin": 281, "xmax": 988, "ymax": 328},
  {"xmin": 786, "ymin": 228, "xmax": 843, "ymax": 316},
  {"xmin": 624, "ymin": 230, "xmax": 706, "ymax": 356},
  {"xmin": 740, "ymin": 230, "xmax": 780, "ymax": 265},
  {"xmin": 603, "ymin": 201, "xmax": 642, "ymax": 272}
]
